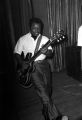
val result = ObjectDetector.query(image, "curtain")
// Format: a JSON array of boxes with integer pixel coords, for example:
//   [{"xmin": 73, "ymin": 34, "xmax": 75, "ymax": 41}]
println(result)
[
  {"xmin": 5, "ymin": 0, "xmax": 82, "ymax": 72},
  {"xmin": 20, "ymin": 0, "xmax": 33, "ymax": 34},
  {"xmin": 45, "ymin": 0, "xmax": 82, "ymax": 71}
]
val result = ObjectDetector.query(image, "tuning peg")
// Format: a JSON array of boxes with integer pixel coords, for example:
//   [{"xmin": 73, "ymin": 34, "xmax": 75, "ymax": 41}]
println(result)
[
  {"xmin": 57, "ymin": 39, "xmax": 60, "ymax": 42},
  {"xmin": 62, "ymin": 35, "xmax": 65, "ymax": 39},
  {"xmin": 59, "ymin": 38, "xmax": 62, "ymax": 40}
]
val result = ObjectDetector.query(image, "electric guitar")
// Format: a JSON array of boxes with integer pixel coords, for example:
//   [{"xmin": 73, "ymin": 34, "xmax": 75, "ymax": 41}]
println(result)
[{"xmin": 16, "ymin": 30, "xmax": 67, "ymax": 88}]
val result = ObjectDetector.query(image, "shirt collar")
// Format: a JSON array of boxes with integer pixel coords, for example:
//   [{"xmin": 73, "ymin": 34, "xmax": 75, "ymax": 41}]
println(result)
[{"xmin": 29, "ymin": 32, "xmax": 41, "ymax": 40}]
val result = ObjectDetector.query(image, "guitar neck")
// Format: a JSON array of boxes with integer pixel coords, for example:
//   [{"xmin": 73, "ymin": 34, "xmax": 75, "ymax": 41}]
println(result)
[{"xmin": 26, "ymin": 31, "xmax": 67, "ymax": 64}]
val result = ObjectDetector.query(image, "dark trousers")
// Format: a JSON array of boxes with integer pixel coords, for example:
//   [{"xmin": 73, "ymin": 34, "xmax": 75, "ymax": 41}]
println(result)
[{"xmin": 31, "ymin": 60, "xmax": 59, "ymax": 120}]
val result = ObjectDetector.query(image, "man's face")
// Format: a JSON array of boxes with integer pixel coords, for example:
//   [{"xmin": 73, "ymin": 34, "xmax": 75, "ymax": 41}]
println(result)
[{"xmin": 30, "ymin": 23, "xmax": 41, "ymax": 37}]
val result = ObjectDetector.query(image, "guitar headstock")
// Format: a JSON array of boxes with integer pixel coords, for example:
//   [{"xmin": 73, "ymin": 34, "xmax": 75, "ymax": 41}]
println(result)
[{"xmin": 51, "ymin": 30, "xmax": 68, "ymax": 45}]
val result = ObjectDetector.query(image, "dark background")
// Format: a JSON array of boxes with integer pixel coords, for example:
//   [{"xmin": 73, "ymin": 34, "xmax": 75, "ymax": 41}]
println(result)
[
  {"xmin": 1, "ymin": 0, "xmax": 82, "ymax": 120},
  {"xmin": 0, "ymin": 1, "xmax": 15, "ymax": 120}
]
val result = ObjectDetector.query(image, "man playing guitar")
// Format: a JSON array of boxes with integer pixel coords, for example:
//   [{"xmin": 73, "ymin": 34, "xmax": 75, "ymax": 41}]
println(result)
[{"xmin": 14, "ymin": 17, "xmax": 68, "ymax": 120}]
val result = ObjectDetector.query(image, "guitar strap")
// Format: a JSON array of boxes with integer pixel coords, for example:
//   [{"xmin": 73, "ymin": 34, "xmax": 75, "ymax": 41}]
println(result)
[{"xmin": 34, "ymin": 35, "xmax": 42, "ymax": 54}]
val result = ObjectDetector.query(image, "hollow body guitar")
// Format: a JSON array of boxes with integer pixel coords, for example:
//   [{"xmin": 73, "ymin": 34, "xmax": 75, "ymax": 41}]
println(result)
[{"xmin": 17, "ymin": 30, "xmax": 67, "ymax": 88}]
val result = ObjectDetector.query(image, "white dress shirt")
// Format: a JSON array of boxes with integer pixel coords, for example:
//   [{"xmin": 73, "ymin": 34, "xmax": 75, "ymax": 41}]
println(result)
[{"xmin": 14, "ymin": 33, "xmax": 52, "ymax": 61}]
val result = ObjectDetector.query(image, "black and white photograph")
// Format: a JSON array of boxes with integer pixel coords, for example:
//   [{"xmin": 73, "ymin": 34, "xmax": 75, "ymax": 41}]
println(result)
[{"xmin": 1, "ymin": 0, "xmax": 82, "ymax": 120}]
